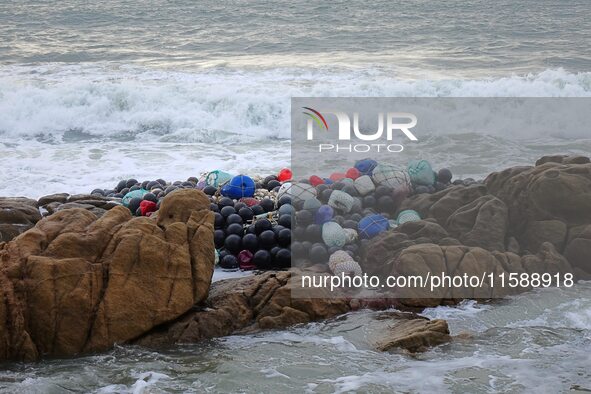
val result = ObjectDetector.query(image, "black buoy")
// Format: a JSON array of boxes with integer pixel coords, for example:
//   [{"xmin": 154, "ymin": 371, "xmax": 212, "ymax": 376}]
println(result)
[
  {"xmin": 309, "ymin": 244, "xmax": 328, "ymax": 264},
  {"xmin": 116, "ymin": 180, "xmax": 127, "ymax": 192},
  {"xmin": 220, "ymin": 205, "xmax": 236, "ymax": 218},
  {"xmin": 224, "ymin": 234, "xmax": 242, "ymax": 254},
  {"xmin": 128, "ymin": 197, "xmax": 142, "ymax": 214},
  {"xmin": 226, "ymin": 213, "xmax": 243, "ymax": 225},
  {"xmin": 277, "ymin": 228, "xmax": 291, "ymax": 247},
  {"xmin": 203, "ymin": 185, "xmax": 217, "ymax": 196},
  {"xmin": 254, "ymin": 218, "xmax": 272, "ymax": 235},
  {"xmin": 258, "ymin": 229, "xmax": 276, "ymax": 249},
  {"xmin": 296, "ymin": 210, "xmax": 313, "ymax": 226},
  {"xmin": 220, "ymin": 254, "xmax": 239, "ymax": 270},
  {"xmin": 214, "ymin": 212, "xmax": 225, "ymax": 228},
  {"xmin": 253, "ymin": 249, "xmax": 272, "ymax": 269},
  {"xmin": 251, "ymin": 205, "xmax": 265, "ymax": 215},
  {"xmin": 259, "ymin": 198, "xmax": 274, "ymax": 212},
  {"xmin": 214, "ymin": 230, "xmax": 225, "ymax": 249},
  {"xmin": 143, "ymin": 192, "xmax": 158, "ymax": 203},
  {"xmin": 238, "ymin": 207, "xmax": 254, "ymax": 222},
  {"xmin": 274, "ymin": 248, "xmax": 291, "ymax": 268},
  {"xmin": 277, "ymin": 214, "xmax": 291, "ymax": 228},
  {"xmin": 305, "ymin": 224, "xmax": 322, "ymax": 242},
  {"xmin": 209, "ymin": 203, "xmax": 219, "ymax": 212},
  {"xmin": 218, "ymin": 197, "xmax": 234, "ymax": 208},
  {"xmin": 126, "ymin": 178, "xmax": 138, "ymax": 188},
  {"xmin": 242, "ymin": 233, "xmax": 258, "ymax": 252},
  {"xmin": 266, "ymin": 180, "xmax": 280, "ymax": 191},
  {"xmin": 225, "ymin": 223, "xmax": 244, "ymax": 236}
]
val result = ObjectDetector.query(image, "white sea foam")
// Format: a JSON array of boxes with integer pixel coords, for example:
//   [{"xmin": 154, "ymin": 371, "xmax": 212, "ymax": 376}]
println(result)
[{"xmin": 1, "ymin": 65, "xmax": 590, "ymax": 142}]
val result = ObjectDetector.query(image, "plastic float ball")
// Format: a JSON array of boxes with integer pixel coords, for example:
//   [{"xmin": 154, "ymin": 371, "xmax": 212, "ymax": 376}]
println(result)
[
  {"xmin": 438, "ymin": 168, "xmax": 453, "ymax": 184},
  {"xmin": 224, "ymin": 234, "xmax": 242, "ymax": 254},
  {"xmin": 253, "ymin": 249, "xmax": 272, "ymax": 269},
  {"xmin": 331, "ymin": 182, "xmax": 345, "ymax": 190},
  {"xmin": 120, "ymin": 188, "xmax": 130, "ymax": 196},
  {"xmin": 309, "ymin": 175, "xmax": 324, "ymax": 187},
  {"xmin": 220, "ymin": 175, "xmax": 256, "ymax": 199},
  {"xmin": 214, "ymin": 230, "xmax": 225, "ymax": 249},
  {"xmin": 333, "ymin": 215, "xmax": 345, "ymax": 226},
  {"xmin": 220, "ymin": 205, "xmax": 236, "ymax": 218},
  {"xmin": 238, "ymin": 207, "xmax": 254, "ymax": 222},
  {"xmin": 434, "ymin": 182, "xmax": 446, "ymax": 192},
  {"xmin": 315, "ymin": 184, "xmax": 328, "ymax": 194},
  {"xmin": 254, "ymin": 218, "xmax": 273, "ymax": 235},
  {"xmin": 274, "ymin": 248, "xmax": 291, "ymax": 268},
  {"xmin": 278, "ymin": 203, "xmax": 293, "ymax": 216},
  {"xmin": 116, "ymin": 180, "xmax": 127, "ymax": 192},
  {"xmin": 91, "ymin": 188, "xmax": 104, "ymax": 196},
  {"xmin": 259, "ymin": 198, "xmax": 275, "ymax": 212},
  {"xmin": 251, "ymin": 205, "xmax": 265, "ymax": 215},
  {"xmin": 296, "ymin": 210, "xmax": 314, "ymax": 226},
  {"xmin": 246, "ymin": 224, "xmax": 256, "ymax": 234},
  {"xmin": 129, "ymin": 185, "xmax": 140, "ymax": 192},
  {"xmin": 225, "ymin": 223, "xmax": 244, "ymax": 236},
  {"xmin": 258, "ymin": 230, "xmax": 276, "ymax": 249},
  {"xmin": 345, "ymin": 167, "xmax": 361, "ymax": 180},
  {"xmin": 187, "ymin": 176, "xmax": 199, "ymax": 183},
  {"xmin": 128, "ymin": 197, "xmax": 143, "ymax": 214},
  {"xmin": 377, "ymin": 195, "xmax": 395, "ymax": 212},
  {"xmin": 278, "ymin": 168, "xmax": 292, "ymax": 182},
  {"xmin": 305, "ymin": 223, "xmax": 322, "ymax": 241},
  {"xmin": 218, "ymin": 197, "xmax": 234, "ymax": 208},
  {"xmin": 407, "ymin": 159, "xmax": 435, "ymax": 186},
  {"xmin": 263, "ymin": 175, "xmax": 278, "ymax": 186},
  {"xmin": 275, "ymin": 213, "xmax": 289, "ymax": 228},
  {"xmin": 242, "ymin": 233, "xmax": 259, "ymax": 252},
  {"xmin": 330, "ymin": 173, "xmax": 346, "ymax": 182},
  {"xmin": 226, "ymin": 213, "xmax": 243, "ymax": 225},
  {"xmin": 293, "ymin": 226, "xmax": 305, "ymax": 241},
  {"xmin": 363, "ymin": 195, "xmax": 376, "ymax": 208},
  {"xmin": 315, "ymin": 205, "xmax": 334, "ymax": 225},
  {"xmin": 277, "ymin": 195, "xmax": 291, "ymax": 207},
  {"xmin": 354, "ymin": 158, "xmax": 378, "ymax": 175},
  {"xmin": 272, "ymin": 225, "xmax": 285, "ymax": 237},
  {"xmin": 397, "ymin": 209, "xmax": 421, "ymax": 224},
  {"xmin": 143, "ymin": 192, "xmax": 158, "ymax": 203},
  {"xmin": 125, "ymin": 179, "xmax": 138, "ymax": 188},
  {"xmin": 209, "ymin": 203, "xmax": 219, "ymax": 212},
  {"xmin": 350, "ymin": 213, "xmax": 362, "ymax": 222},
  {"xmin": 139, "ymin": 200, "xmax": 157, "ymax": 216},
  {"xmin": 234, "ymin": 201, "xmax": 247, "ymax": 211},
  {"xmin": 358, "ymin": 214, "xmax": 389, "ymax": 239},
  {"xmin": 220, "ymin": 254, "xmax": 239, "ymax": 270},
  {"xmin": 266, "ymin": 180, "xmax": 281, "ymax": 191},
  {"xmin": 309, "ymin": 244, "xmax": 329, "ymax": 264},
  {"xmin": 146, "ymin": 181, "xmax": 160, "ymax": 190},
  {"xmin": 291, "ymin": 241, "xmax": 306, "ymax": 259},
  {"xmin": 342, "ymin": 185, "xmax": 359, "ymax": 197},
  {"xmin": 277, "ymin": 228, "xmax": 291, "ymax": 247},
  {"xmin": 214, "ymin": 212, "xmax": 225, "ymax": 228},
  {"xmin": 320, "ymin": 189, "xmax": 333, "ymax": 203}
]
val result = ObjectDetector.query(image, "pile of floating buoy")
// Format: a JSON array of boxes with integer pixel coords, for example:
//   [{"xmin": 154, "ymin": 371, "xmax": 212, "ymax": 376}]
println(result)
[{"xmin": 90, "ymin": 158, "xmax": 463, "ymax": 272}]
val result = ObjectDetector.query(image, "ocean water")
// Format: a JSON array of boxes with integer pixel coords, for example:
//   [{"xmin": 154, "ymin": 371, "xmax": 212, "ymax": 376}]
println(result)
[{"xmin": 1, "ymin": 0, "xmax": 591, "ymax": 392}]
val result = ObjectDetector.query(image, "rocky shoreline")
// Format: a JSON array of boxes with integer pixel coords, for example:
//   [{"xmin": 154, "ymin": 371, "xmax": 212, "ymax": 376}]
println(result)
[{"xmin": 0, "ymin": 154, "xmax": 590, "ymax": 362}]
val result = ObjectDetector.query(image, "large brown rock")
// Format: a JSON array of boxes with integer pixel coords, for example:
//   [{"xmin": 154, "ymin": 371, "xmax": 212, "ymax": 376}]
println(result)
[
  {"xmin": 0, "ymin": 197, "xmax": 41, "ymax": 242},
  {"xmin": 135, "ymin": 271, "xmax": 351, "ymax": 347},
  {"xmin": 446, "ymin": 195, "xmax": 508, "ymax": 252},
  {"xmin": 0, "ymin": 189, "xmax": 214, "ymax": 361},
  {"xmin": 374, "ymin": 313, "xmax": 450, "ymax": 353},
  {"xmin": 369, "ymin": 241, "xmax": 572, "ymax": 308}
]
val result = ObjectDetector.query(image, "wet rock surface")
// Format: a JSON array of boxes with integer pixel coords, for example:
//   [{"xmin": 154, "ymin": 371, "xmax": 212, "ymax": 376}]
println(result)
[{"xmin": 0, "ymin": 189, "xmax": 214, "ymax": 361}]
